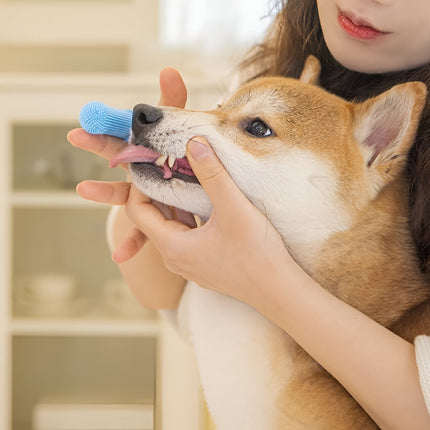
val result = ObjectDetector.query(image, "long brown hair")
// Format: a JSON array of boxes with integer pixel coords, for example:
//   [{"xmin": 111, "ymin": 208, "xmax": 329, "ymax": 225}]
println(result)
[{"xmin": 241, "ymin": 0, "xmax": 430, "ymax": 273}]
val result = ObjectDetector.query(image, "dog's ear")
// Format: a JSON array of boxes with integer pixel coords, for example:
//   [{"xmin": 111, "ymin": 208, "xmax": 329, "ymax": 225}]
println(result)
[
  {"xmin": 353, "ymin": 82, "xmax": 427, "ymax": 185},
  {"xmin": 299, "ymin": 56, "xmax": 321, "ymax": 86}
]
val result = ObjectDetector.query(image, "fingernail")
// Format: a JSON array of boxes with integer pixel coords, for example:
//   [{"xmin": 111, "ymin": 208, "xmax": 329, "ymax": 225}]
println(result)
[{"xmin": 188, "ymin": 137, "xmax": 209, "ymax": 160}]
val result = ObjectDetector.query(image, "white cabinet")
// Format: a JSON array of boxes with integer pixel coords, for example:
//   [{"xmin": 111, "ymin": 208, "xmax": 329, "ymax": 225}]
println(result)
[
  {"xmin": 0, "ymin": 0, "xmax": 159, "ymax": 74},
  {"xmin": 0, "ymin": 1, "xmax": 228, "ymax": 427},
  {"xmin": 0, "ymin": 75, "xmax": 221, "ymax": 430}
]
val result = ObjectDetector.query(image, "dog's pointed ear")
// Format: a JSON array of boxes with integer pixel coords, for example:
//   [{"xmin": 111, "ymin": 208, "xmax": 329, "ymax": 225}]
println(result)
[
  {"xmin": 299, "ymin": 56, "xmax": 321, "ymax": 86},
  {"xmin": 353, "ymin": 82, "xmax": 427, "ymax": 186}
]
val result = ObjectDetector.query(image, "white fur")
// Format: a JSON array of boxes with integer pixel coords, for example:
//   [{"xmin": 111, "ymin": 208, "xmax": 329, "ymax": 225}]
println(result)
[
  {"xmin": 203, "ymin": 133, "xmax": 350, "ymax": 269},
  {"xmin": 131, "ymin": 170, "xmax": 213, "ymax": 218},
  {"xmin": 178, "ymin": 283, "xmax": 291, "ymax": 430},
  {"xmin": 130, "ymin": 110, "xmax": 215, "ymax": 220}
]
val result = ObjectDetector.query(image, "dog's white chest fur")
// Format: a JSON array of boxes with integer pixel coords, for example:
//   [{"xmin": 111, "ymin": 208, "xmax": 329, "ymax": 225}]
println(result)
[{"xmin": 178, "ymin": 282, "xmax": 292, "ymax": 429}]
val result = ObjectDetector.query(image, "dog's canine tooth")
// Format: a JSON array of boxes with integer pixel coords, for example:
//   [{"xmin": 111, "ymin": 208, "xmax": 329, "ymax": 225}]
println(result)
[
  {"xmin": 168, "ymin": 155, "xmax": 176, "ymax": 168},
  {"xmin": 155, "ymin": 154, "xmax": 168, "ymax": 166},
  {"xmin": 193, "ymin": 214, "xmax": 202, "ymax": 228}
]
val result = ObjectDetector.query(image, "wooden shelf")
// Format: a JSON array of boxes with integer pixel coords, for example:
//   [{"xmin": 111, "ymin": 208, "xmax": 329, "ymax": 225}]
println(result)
[{"xmin": 0, "ymin": 73, "xmax": 220, "ymax": 94}]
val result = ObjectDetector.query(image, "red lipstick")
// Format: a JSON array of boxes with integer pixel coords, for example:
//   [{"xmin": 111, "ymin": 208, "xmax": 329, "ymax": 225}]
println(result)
[{"xmin": 338, "ymin": 12, "xmax": 386, "ymax": 40}]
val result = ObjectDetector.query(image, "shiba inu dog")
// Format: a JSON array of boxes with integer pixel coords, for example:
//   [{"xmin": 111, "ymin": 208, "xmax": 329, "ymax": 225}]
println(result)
[{"xmin": 110, "ymin": 57, "xmax": 430, "ymax": 429}]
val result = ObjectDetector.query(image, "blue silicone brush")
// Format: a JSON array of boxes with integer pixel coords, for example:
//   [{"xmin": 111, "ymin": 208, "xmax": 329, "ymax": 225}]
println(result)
[{"xmin": 79, "ymin": 101, "xmax": 133, "ymax": 141}]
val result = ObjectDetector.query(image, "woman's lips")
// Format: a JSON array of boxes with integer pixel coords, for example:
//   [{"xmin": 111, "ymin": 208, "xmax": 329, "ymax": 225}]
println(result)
[{"xmin": 338, "ymin": 11, "xmax": 388, "ymax": 40}]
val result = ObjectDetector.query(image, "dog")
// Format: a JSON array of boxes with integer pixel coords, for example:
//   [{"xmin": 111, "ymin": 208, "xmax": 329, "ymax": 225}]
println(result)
[{"xmin": 110, "ymin": 57, "xmax": 430, "ymax": 429}]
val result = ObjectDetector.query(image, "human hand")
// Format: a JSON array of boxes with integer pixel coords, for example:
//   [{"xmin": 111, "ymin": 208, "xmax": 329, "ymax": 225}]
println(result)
[
  {"xmin": 68, "ymin": 68, "xmax": 192, "ymax": 261},
  {"xmin": 68, "ymin": 66, "xmax": 187, "ymax": 161},
  {"xmin": 120, "ymin": 136, "xmax": 297, "ymax": 305}
]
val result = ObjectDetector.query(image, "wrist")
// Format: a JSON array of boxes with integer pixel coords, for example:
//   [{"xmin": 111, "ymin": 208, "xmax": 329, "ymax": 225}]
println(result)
[{"xmin": 248, "ymin": 254, "xmax": 318, "ymax": 323}]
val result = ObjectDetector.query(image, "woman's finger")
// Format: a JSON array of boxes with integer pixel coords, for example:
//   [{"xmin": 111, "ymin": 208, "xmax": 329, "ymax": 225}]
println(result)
[
  {"xmin": 125, "ymin": 184, "xmax": 190, "ymax": 244},
  {"xmin": 68, "ymin": 128, "xmax": 128, "ymax": 162},
  {"xmin": 158, "ymin": 67, "xmax": 188, "ymax": 108},
  {"xmin": 76, "ymin": 180, "xmax": 138, "ymax": 205},
  {"xmin": 186, "ymin": 137, "xmax": 252, "ymax": 221},
  {"xmin": 112, "ymin": 227, "xmax": 149, "ymax": 263}
]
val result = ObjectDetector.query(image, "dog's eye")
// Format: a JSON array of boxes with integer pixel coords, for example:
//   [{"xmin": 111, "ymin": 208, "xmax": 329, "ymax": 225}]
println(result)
[{"xmin": 245, "ymin": 119, "xmax": 273, "ymax": 137}]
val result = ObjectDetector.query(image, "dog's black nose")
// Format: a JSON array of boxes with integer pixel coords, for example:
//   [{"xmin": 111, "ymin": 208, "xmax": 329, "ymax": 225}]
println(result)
[{"xmin": 132, "ymin": 104, "xmax": 163, "ymax": 137}]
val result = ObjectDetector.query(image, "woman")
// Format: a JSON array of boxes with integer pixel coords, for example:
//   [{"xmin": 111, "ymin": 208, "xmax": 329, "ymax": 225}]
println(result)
[{"xmin": 69, "ymin": 1, "xmax": 430, "ymax": 427}]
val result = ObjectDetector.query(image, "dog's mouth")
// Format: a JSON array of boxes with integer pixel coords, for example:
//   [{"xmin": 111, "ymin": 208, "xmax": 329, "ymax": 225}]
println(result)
[{"xmin": 109, "ymin": 145, "xmax": 198, "ymax": 183}]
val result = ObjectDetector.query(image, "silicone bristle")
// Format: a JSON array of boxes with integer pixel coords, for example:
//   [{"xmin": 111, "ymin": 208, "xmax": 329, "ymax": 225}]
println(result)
[{"xmin": 79, "ymin": 101, "xmax": 133, "ymax": 141}]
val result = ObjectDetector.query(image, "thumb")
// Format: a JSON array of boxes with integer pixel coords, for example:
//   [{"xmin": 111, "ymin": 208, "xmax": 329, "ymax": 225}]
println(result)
[
  {"xmin": 158, "ymin": 67, "xmax": 187, "ymax": 108},
  {"xmin": 186, "ymin": 137, "xmax": 250, "ymax": 217}
]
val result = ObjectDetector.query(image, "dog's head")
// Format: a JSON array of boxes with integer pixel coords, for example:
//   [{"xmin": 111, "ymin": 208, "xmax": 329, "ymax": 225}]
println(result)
[{"xmin": 111, "ymin": 57, "xmax": 427, "ymax": 265}]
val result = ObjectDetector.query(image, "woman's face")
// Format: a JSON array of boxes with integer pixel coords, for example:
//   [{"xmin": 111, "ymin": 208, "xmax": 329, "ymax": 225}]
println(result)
[{"xmin": 316, "ymin": 0, "xmax": 430, "ymax": 73}]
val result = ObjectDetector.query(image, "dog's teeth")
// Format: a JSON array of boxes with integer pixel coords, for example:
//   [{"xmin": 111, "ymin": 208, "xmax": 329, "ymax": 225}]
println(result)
[
  {"xmin": 193, "ymin": 214, "xmax": 202, "ymax": 228},
  {"xmin": 155, "ymin": 154, "xmax": 168, "ymax": 166},
  {"xmin": 168, "ymin": 156, "xmax": 176, "ymax": 168}
]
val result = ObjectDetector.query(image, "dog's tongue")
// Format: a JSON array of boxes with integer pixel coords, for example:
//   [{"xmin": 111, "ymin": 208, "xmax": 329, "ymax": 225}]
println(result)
[
  {"xmin": 109, "ymin": 146, "xmax": 160, "ymax": 168},
  {"xmin": 110, "ymin": 145, "xmax": 195, "ymax": 180}
]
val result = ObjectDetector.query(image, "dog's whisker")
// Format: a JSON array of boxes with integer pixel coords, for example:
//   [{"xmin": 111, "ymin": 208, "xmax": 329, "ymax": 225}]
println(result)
[
  {"xmin": 186, "ymin": 124, "xmax": 212, "ymax": 130},
  {"xmin": 256, "ymin": 199, "xmax": 272, "ymax": 238},
  {"xmin": 308, "ymin": 175, "xmax": 343, "ymax": 211},
  {"xmin": 182, "ymin": 112, "xmax": 195, "ymax": 127}
]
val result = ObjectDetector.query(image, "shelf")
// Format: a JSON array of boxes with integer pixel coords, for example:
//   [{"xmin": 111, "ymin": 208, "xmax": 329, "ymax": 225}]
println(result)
[
  {"xmin": 11, "ymin": 191, "xmax": 107, "ymax": 208},
  {"xmin": 0, "ymin": 73, "xmax": 220, "ymax": 94},
  {"xmin": 11, "ymin": 316, "xmax": 160, "ymax": 337},
  {"xmin": 0, "ymin": 5, "xmax": 218, "ymax": 429}
]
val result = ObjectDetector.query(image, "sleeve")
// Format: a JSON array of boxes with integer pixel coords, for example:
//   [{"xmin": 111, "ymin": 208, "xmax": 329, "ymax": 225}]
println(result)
[
  {"xmin": 160, "ymin": 280, "xmax": 194, "ymax": 341},
  {"xmin": 106, "ymin": 205, "xmax": 121, "ymax": 251},
  {"xmin": 415, "ymin": 335, "xmax": 430, "ymax": 414},
  {"xmin": 107, "ymin": 205, "xmax": 193, "ymax": 337}
]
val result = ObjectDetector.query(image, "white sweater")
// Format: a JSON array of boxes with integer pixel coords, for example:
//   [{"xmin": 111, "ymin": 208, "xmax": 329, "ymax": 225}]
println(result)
[{"xmin": 415, "ymin": 335, "xmax": 430, "ymax": 414}]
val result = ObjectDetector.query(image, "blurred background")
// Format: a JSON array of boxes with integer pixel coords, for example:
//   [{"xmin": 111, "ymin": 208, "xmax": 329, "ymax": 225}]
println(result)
[
  {"xmin": 0, "ymin": 1, "xmax": 275, "ymax": 429},
  {"xmin": 0, "ymin": 0, "xmax": 271, "ymax": 75}
]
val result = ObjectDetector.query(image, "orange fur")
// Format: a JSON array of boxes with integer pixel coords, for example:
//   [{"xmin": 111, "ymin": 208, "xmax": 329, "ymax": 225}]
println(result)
[
  {"xmin": 216, "ymin": 59, "xmax": 430, "ymax": 428},
  {"xmin": 130, "ymin": 57, "xmax": 430, "ymax": 428}
]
